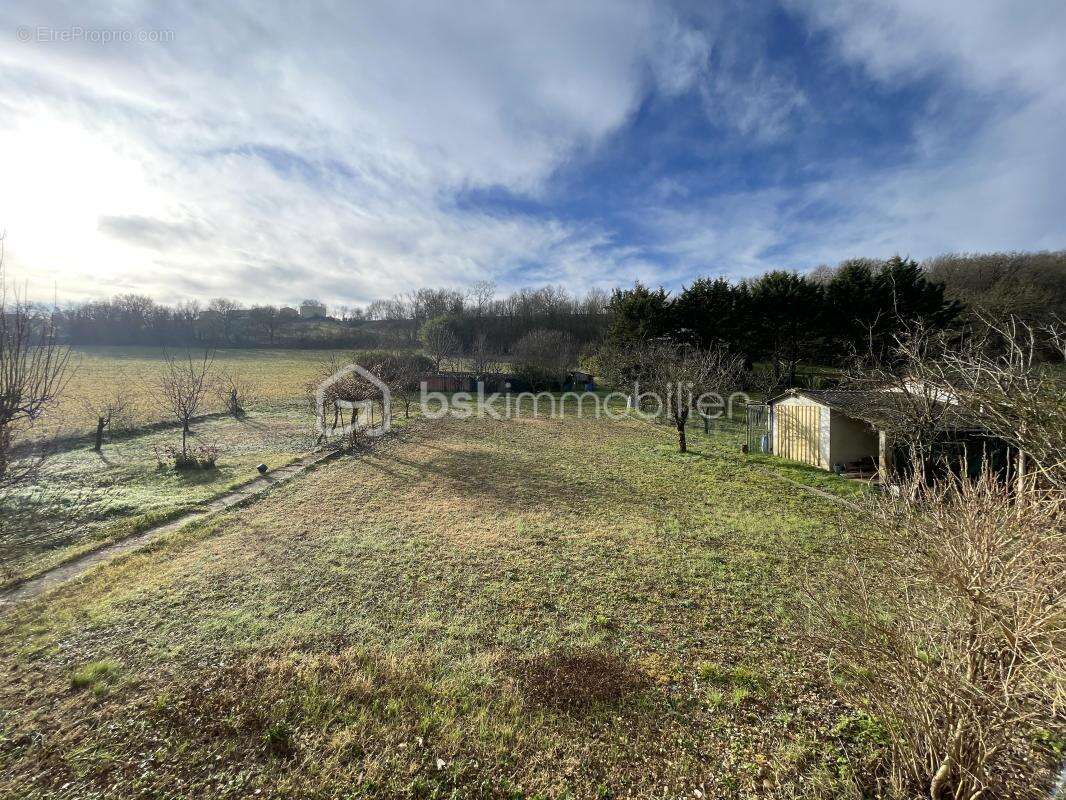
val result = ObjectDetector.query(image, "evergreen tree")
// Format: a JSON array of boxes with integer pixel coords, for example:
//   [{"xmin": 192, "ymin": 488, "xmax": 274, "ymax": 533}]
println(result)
[{"xmin": 604, "ymin": 283, "xmax": 673, "ymax": 344}]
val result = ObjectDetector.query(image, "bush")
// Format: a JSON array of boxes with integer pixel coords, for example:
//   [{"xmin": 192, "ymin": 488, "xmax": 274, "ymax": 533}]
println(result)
[
  {"xmin": 160, "ymin": 444, "xmax": 220, "ymax": 470},
  {"xmin": 512, "ymin": 329, "xmax": 575, "ymax": 390},
  {"xmin": 803, "ymin": 470, "xmax": 1065, "ymax": 798}
]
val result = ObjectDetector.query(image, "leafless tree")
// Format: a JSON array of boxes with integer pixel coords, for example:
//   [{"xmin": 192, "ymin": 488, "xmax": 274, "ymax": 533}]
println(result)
[
  {"xmin": 650, "ymin": 340, "xmax": 745, "ymax": 452},
  {"xmin": 803, "ymin": 468, "xmax": 1064, "ymax": 799},
  {"xmin": 372, "ymin": 352, "xmax": 430, "ymax": 419},
  {"xmin": 248, "ymin": 305, "xmax": 281, "ymax": 345},
  {"xmin": 468, "ymin": 332, "xmax": 504, "ymax": 379},
  {"xmin": 512, "ymin": 329, "xmax": 576, "ymax": 390},
  {"xmin": 468, "ymin": 279, "xmax": 497, "ymax": 320},
  {"xmin": 907, "ymin": 316, "xmax": 1065, "ymax": 491},
  {"xmin": 600, "ymin": 338, "xmax": 745, "ymax": 452},
  {"xmin": 82, "ymin": 390, "xmax": 131, "ymax": 451},
  {"xmin": 0, "ymin": 239, "xmax": 72, "ymax": 479},
  {"xmin": 213, "ymin": 367, "xmax": 256, "ymax": 416},
  {"xmin": 154, "ymin": 347, "xmax": 215, "ymax": 462},
  {"xmin": 845, "ymin": 317, "xmax": 1065, "ymax": 491},
  {"xmin": 420, "ymin": 318, "xmax": 460, "ymax": 371},
  {"xmin": 841, "ymin": 324, "xmax": 965, "ymax": 486}
]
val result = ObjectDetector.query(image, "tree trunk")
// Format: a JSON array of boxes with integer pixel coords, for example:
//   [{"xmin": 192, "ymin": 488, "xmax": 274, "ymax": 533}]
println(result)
[
  {"xmin": 181, "ymin": 426, "xmax": 188, "ymax": 460},
  {"xmin": 0, "ymin": 423, "xmax": 10, "ymax": 478},
  {"xmin": 95, "ymin": 417, "xmax": 105, "ymax": 451},
  {"xmin": 677, "ymin": 420, "xmax": 687, "ymax": 453}
]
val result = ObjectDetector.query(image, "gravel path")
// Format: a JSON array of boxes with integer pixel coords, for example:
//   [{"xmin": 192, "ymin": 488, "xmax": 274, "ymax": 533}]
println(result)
[{"xmin": 0, "ymin": 449, "xmax": 339, "ymax": 610}]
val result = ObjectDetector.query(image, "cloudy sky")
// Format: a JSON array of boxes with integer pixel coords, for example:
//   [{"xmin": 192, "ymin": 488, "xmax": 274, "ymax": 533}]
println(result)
[{"xmin": 1, "ymin": 1, "xmax": 1064, "ymax": 306}]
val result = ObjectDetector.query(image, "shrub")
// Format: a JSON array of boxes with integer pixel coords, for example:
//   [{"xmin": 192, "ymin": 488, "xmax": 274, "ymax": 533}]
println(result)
[
  {"xmin": 803, "ymin": 469, "xmax": 1065, "ymax": 798},
  {"xmin": 162, "ymin": 444, "xmax": 220, "ymax": 470}
]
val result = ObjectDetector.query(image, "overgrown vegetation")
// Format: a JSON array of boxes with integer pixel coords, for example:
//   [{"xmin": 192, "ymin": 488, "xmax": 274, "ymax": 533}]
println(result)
[{"xmin": 805, "ymin": 469, "xmax": 1064, "ymax": 798}]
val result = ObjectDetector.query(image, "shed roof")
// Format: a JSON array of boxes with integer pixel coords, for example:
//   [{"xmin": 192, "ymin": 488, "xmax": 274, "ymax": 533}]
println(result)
[{"xmin": 767, "ymin": 388, "xmax": 982, "ymax": 432}]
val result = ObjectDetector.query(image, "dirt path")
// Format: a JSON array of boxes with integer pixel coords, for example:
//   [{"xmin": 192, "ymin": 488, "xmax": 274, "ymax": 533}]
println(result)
[{"xmin": 0, "ymin": 449, "xmax": 340, "ymax": 610}]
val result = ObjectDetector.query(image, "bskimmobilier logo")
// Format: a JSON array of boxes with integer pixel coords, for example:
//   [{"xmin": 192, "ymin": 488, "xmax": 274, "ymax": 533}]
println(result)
[{"xmin": 315, "ymin": 364, "xmax": 391, "ymax": 438}]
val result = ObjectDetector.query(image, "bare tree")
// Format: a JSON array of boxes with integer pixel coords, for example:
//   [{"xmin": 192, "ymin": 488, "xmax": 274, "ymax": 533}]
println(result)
[
  {"xmin": 213, "ymin": 367, "xmax": 256, "ymax": 416},
  {"xmin": 600, "ymin": 339, "xmax": 744, "ymax": 452},
  {"xmin": 248, "ymin": 305, "xmax": 281, "ymax": 345},
  {"xmin": 652, "ymin": 341, "xmax": 745, "ymax": 452},
  {"xmin": 82, "ymin": 390, "xmax": 131, "ymax": 451},
  {"xmin": 0, "ymin": 240, "xmax": 72, "ymax": 479},
  {"xmin": 468, "ymin": 280, "xmax": 497, "ymax": 320},
  {"xmin": 512, "ymin": 329, "xmax": 576, "ymax": 390},
  {"xmin": 842, "ymin": 324, "xmax": 966, "ymax": 486},
  {"xmin": 909, "ymin": 316, "xmax": 1065, "ymax": 491},
  {"xmin": 154, "ymin": 347, "xmax": 215, "ymax": 462},
  {"xmin": 844, "ymin": 318, "xmax": 1066, "ymax": 491},
  {"xmin": 803, "ymin": 468, "xmax": 1064, "ymax": 799},
  {"xmin": 468, "ymin": 332, "xmax": 503, "ymax": 379},
  {"xmin": 420, "ymin": 317, "xmax": 460, "ymax": 371},
  {"xmin": 373, "ymin": 352, "xmax": 431, "ymax": 419}
]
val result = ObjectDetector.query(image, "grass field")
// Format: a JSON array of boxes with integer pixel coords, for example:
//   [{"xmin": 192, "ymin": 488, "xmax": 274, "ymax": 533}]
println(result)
[
  {"xmin": 38, "ymin": 346, "xmax": 355, "ymax": 438},
  {"xmin": 1, "ymin": 410, "xmax": 316, "ymax": 588},
  {"xmin": 2, "ymin": 346, "xmax": 369, "ymax": 586},
  {"xmin": 0, "ymin": 410, "xmax": 872, "ymax": 799}
]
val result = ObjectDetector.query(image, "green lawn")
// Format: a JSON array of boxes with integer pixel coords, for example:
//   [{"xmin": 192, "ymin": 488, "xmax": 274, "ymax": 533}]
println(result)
[{"xmin": 0, "ymin": 411, "xmax": 869, "ymax": 799}]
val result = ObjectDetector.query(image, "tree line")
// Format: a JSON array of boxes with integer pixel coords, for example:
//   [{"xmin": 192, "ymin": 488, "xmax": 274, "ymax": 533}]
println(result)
[
  {"xmin": 43, "ymin": 250, "xmax": 1066, "ymax": 359},
  {"xmin": 603, "ymin": 253, "xmax": 1065, "ymax": 385}
]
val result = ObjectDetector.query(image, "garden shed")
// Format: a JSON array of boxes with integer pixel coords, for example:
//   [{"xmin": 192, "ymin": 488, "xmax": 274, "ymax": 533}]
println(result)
[
  {"xmin": 765, "ymin": 389, "xmax": 881, "ymax": 475},
  {"xmin": 759, "ymin": 388, "xmax": 1017, "ymax": 482}
]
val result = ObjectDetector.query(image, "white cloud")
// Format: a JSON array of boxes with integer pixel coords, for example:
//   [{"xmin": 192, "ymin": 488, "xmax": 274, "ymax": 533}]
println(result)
[
  {"xmin": 0, "ymin": 0, "xmax": 706, "ymax": 303},
  {"xmin": 1, "ymin": 1, "xmax": 1063, "ymax": 304},
  {"xmin": 636, "ymin": 0, "xmax": 1066, "ymax": 280}
]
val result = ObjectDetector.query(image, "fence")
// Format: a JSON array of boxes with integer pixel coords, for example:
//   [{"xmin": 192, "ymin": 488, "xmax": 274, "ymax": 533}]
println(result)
[{"xmin": 745, "ymin": 404, "xmax": 771, "ymax": 454}]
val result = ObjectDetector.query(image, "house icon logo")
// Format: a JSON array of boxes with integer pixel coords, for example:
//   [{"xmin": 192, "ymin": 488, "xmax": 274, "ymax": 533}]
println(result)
[{"xmin": 315, "ymin": 363, "xmax": 391, "ymax": 438}]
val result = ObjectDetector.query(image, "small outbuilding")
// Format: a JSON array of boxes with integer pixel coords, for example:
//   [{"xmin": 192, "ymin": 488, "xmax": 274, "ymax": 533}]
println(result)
[
  {"xmin": 420, "ymin": 371, "xmax": 527, "ymax": 393},
  {"xmin": 765, "ymin": 389, "xmax": 880, "ymax": 475},
  {"xmin": 757, "ymin": 387, "xmax": 1017, "ymax": 483}
]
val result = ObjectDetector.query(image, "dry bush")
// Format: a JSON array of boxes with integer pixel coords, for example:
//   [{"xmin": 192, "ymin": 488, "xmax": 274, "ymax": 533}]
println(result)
[
  {"xmin": 511, "ymin": 329, "xmax": 576, "ymax": 390},
  {"xmin": 213, "ymin": 367, "xmax": 257, "ymax": 416},
  {"xmin": 805, "ymin": 470, "xmax": 1064, "ymax": 798}
]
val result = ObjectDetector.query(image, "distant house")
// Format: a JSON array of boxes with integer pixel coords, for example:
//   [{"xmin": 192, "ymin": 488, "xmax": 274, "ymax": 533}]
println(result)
[
  {"xmin": 566, "ymin": 370, "xmax": 596, "ymax": 390},
  {"xmin": 420, "ymin": 371, "xmax": 527, "ymax": 393},
  {"xmin": 279, "ymin": 306, "xmax": 299, "ymax": 318},
  {"xmin": 757, "ymin": 388, "xmax": 1015, "ymax": 482},
  {"xmin": 300, "ymin": 300, "xmax": 327, "ymax": 318}
]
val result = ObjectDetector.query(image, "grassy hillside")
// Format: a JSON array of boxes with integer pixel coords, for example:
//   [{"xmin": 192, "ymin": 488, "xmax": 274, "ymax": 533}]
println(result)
[{"xmin": 0, "ymin": 412, "xmax": 870, "ymax": 799}]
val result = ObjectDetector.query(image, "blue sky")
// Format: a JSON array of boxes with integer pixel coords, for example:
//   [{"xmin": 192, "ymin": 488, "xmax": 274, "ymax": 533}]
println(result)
[{"xmin": 1, "ymin": 1, "xmax": 1064, "ymax": 307}]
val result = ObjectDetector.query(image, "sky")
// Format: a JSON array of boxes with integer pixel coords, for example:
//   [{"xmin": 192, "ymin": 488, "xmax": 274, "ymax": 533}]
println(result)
[{"xmin": 1, "ymin": 0, "xmax": 1064, "ymax": 308}]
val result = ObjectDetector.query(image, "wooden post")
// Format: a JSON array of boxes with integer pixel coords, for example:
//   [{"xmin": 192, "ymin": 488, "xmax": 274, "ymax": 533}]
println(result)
[{"xmin": 878, "ymin": 429, "xmax": 894, "ymax": 480}]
